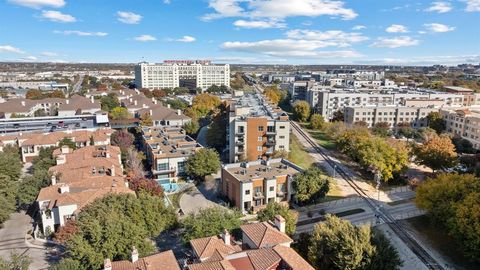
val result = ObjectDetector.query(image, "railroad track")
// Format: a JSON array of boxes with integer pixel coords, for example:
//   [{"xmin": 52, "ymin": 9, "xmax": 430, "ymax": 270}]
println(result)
[{"xmin": 290, "ymin": 121, "xmax": 444, "ymax": 270}]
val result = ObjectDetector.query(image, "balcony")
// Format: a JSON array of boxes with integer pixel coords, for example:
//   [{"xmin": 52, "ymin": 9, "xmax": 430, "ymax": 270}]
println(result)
[
  {"xmin": 235, "ymin": 140, "xmax": 245, "ymax": 146},
  {"xmin": 264, "ymin": 139, "xmax": 276, "ymax": 146},
  {"xmin": 266, "ymin": 130, "xmax": 276, "ymax": 136},
  {"xmin": 152, "ymin": 167, "xmax": 176, "ymax": 175},
  {"xmin": 253, "ymin": 192, "xmax": 265, "ymax": 199}
]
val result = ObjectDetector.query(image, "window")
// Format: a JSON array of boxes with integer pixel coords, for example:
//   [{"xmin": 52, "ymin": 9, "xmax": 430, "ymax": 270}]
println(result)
[
  {"xmin": 258, "ymin": 126, "xmax": 264, "ymax": 132},
  {"xmin": 258, "ymin": 136, "xmax": 263, "ymax": 142},
  {"xmin": 245, "ymin": 190, "xmax": 250, "ymax": 195},
  {"xmin": 157, "ymin": 163, "xmax": 169, "ymax": 171},
  {"xmin": 255, "ymin": 187, "xmax": 262, "ymax": 194},
  {"xmin": 177, "ymin": 161, "xmax": 186, "ymax": 174},
  {"xmin": 269, "ymin": 186, "xmax": 274, "ymax": 192},
  {"xmin": 279, "ymin": 136, "xmax": 285, "ymax": 139},
  {"xmin": 238, "ymin": 126, "xmax": 244, "ymax": 133},
  {"xmin": 279, "ymin": 126, "xmax": 285, "ymax": 129},
  {"xmin": 257, "ymin": 146, "xmax": 262, "ymax": 151}
]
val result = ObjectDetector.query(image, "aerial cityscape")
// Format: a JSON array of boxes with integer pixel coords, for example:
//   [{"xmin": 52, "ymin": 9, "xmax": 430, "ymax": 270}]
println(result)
[{"xmin": 0, "ymin": 0, "xmax": 479, "ymax": 270}]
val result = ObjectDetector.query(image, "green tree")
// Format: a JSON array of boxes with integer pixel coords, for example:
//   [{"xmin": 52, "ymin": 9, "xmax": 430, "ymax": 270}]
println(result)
[
  {"xmin": 331, "ymin": 109, "xmax": 344, "ymax": 122},
  {"xmin": 413, "ymin": 134, "xmax": 457, "ymax": 171},
  {"xmin": 164, "ymin": 99, "xmax": 188, "ymax": 110},
  {"xmin": 66, "ymin": 193, "xmax": 176, "ymax": 269},
  {"xmin": 59, "ymin": 138, "xmax": 77, "ymax": 150},
  {"xmin": 309, "ymin": 114, "xmax": 325, "ymax": 130},
  {"xmin": 181, "ymin": 207, "xmax": 242, "ymax": 242},
  {"xmin": 293, "ymin": 101, "xmax": 311, "ymax": 122},
  {"xmin": 257, "ymin": 202, "xmax": 298, "ymax": 236},
  {"xmin": 49, "ymin": 258, "xmax": 85, "ymax": 270},
  {"xmin": 0, "ymin": 175, "xmax": 17, "ymax": 224},
  {"xmin": 371, "ymin": 122, "xmax": 391, "ymax": 137},
  {"xmin": 109, "ymin": 107, "xmax": 131, "ymax": 120},
  {"xmin": 183, "ymin": 120, "xmax": 200, "ymax": 136},
  {"xmin": 308, "ymin": 215, "xmax": 375, "ymax": 270},
  {"xmin": 191, "ymin": 94, "xmax": 221, "ymax": 117},
  {"xmin": 427, "ymin": 112, "xmax": 445, "ymax": 134},
  {"xmin": 99, "ymin": 93, "xmax": 119, "ymax": 112},
  {"xmin": 0, "ymin": 250, "xmax": 32, "ymax": 270},
  {"xmin": 367, "ymin": 230, "xmax": 403, "ymax": 270},
  {"xmin": 415, "ymin": 173, "xmax": 480, "ymax": 261},
  {"xmin": 264, "ymin": 85, "xmax": 282, "ymax": 105},
  {"xmin": 293, "ymin": 167, "xmax": 330, "ymax": 205},
  {"xmin": 185, "ymin": 148, "xmax": 221, "ymax": 180},
  {"xmin": 206, "ymin": 103, "xmax": 227, "ymax": 152},
  {"xmin": 0, "ymin": 151, "xmax": 23, "ymax": 182}
]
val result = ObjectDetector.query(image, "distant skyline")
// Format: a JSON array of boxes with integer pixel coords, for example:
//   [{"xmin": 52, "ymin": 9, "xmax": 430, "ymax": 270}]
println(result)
[{"xmin": 0, "ymin": 0, "xmax": 479, "ymax": 65}]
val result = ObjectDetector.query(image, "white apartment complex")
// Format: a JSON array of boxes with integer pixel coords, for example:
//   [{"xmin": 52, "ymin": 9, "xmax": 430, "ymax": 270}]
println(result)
[
  {"xmin": 344, "ymin": 106, "xmax": 439, "ymax": 128},
  {"xmin": 308, "ymin": 89, "xmax": 468, "ymax": 120},
  {"xmin": 228, "ymin": 93, "xmax": 290, "ymax": 163},
  {"xmin": 135, "ymin": 61, "xmax": 230, "ymax": 90},
  {"xmin": 441, "ymin": 108, "xmax": 480, "ymax": 149}
]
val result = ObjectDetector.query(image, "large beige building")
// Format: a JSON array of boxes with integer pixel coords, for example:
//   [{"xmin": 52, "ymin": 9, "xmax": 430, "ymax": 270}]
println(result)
[
  {"xmin": 344, "ymin": 106, "xmax": 439, "ymax": 128},
  {"xmin": 441, "ymin": 108, "xmax": 480, "ymax": 149},
  {"xmin": 135, "ymin": 61, "xmax": 230, "ymax": 90},
  {"xmin": 228, "ymin": 93, "xmax": 290, "ymax": 163}
]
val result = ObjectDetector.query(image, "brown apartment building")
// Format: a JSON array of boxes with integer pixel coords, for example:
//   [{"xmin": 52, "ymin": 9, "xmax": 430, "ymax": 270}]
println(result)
[
  {"xmin": 221, "ymin": 159, "xmax": 302, "ymax": 214},
  {"xmin": 228, "ymin": 93, "xmax": 290, "ymax": 163}
]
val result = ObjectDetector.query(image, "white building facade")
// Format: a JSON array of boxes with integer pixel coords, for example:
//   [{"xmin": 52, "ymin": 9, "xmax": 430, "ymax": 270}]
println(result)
[{"xmin": 135, "ymin": 61, "xmax": 230, "ymax": 90}]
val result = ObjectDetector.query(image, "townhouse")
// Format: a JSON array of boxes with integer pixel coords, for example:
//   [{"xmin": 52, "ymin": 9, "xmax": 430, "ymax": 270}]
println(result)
[
  {"xmin": 187, "ymin": 215, "xmax": 314, "ymax": 270},
  {"xmin": 142, "ymin": 126, "xmax": 202, "ymax": 191},
  {"xmin": 228, "ymin": 93, "xmax": 290, "ymax": 163},
  {"xmin": 221, "ymin": 159, "xmax": 302, "ymax": 214},
  {"xmin": 36, "ymin": 145, "xmax": 134, "ymax": 233},
  {"xmin": 0, "ymin": 129, "xmax": 113, "ymax": 162},
  {"xmin": 103, "ymin": 249, "xmax": 180, "ymax": 270}
]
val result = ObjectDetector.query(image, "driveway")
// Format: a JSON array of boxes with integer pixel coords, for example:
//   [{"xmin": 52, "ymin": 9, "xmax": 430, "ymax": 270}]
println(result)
[
  {"xmin": 0, "ymin": 212, "xmax": 52, "ymax": 269},
  {"xmin": 179, "ymin": 178, "xmax": 225, "ymax": 215}
]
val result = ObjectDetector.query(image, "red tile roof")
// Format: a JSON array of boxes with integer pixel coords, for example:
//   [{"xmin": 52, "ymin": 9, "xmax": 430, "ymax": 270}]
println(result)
[
  {"xmin": 240, "ymin": 222, "xmax": 293, "ymax": 249},
  {"xmin": 110, "ymin": 250, "xmax": 180, "ymax": 270}
]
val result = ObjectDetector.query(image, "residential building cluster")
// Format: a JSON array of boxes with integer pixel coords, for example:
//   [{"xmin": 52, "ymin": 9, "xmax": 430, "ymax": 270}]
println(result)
[
  {"xmin": 135, "ymin": 60, "xmax": 230, "ymax": 90},
  {"xmin": 228, "ymin": 93, "xmax": 290, "ymax": 163},
  {"xmin": 441, "ymin": 108, "xmax": 480, "ymax": 149},
  {"xmin": 141, "ymin": 126, "xmax": 203, "ymax": 191},
  {"xmin": 37, "ymin": 144, "xmax": 134, "ymax": 233},
  {"xmin": 0, "ymin": 128, "xmax": 113, "ymax": 162}
]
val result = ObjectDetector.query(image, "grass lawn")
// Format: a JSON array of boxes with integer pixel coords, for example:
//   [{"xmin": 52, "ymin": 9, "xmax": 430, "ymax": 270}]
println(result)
[
  {"xmin": 406, "ymin": 215, "xmax": 480, "ymax": 270},
  {"xmin": 289, "ymin": 135, "xmax": 314, "ymax": 169},
  {"xmin": 298, "ymin": 123, "xmax": 336, "ymax": 150}
]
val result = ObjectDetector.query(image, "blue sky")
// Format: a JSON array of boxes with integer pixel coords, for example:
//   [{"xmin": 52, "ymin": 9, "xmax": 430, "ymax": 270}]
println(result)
[{"xmin": 0, "ymin": 0, "xmax": 479, "ymax": 65}]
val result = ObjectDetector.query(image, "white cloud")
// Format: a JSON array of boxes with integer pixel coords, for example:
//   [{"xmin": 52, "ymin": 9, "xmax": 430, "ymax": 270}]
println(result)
[
  {"xmin": 203, "ymin": 0, "xmax": 357, "ymax": 21},
  {"xmin": 462, "ymin": 0, "xmax": 480, "ymax": 12},
  {"xmin": 41, "ymin": 51, "xmax": 57, "ymax": 57},
  {"xmin": 352, "ymin": 25, "xmax": 366, "ymax": 30},
  {"xmin": 385, "ymin": 24, "xmax": 408, "ymax": 33},
  {"xmin": 285, "ymin": 29, "xmax": 369, "ymax": 46},
  {"xmin": 164, "ymin": 0, "xmax": 171, "ymax": 3},
  {"xmin": 54, "ymin": 30, "xmax": 108, "ymax": 36},
  {"xmin": 117, "ymin": 11, "xmax": 142, "ymax": 24},
  {"xmin": 134, "ymin": 35, "xmax": 157, "ymax": 42},
  {"xmin": 356, "ymin": 55, "xmax": 480, "ymax": 66},
  {"xmin": 425, "ymin": 2, "xmax": 453, "ymax": 13},
  {"xmin": 424, "ymin": 23, "xmax": 455, "ymax": 32},
  {"xmin": 233, "ymin": 20, "xmax": 286, "ymax": 29},
  {"xmin": 176, "ymin": 36, "xmax": 196, "ymax": 42},
  {"xmin": 8, "ymin": 0, "xmax": 64, "ymax": 8},
  {"xmin": 221, "ymin": 39, "xmax": 361, "ymax": 58},
  {"xmin": 371, "ymin": 36, "xmax": 419, "ymax": 48},
  {"xmin": 21, "ymin": 56, "xmax": 38, "ymax": 61},
  {"xmin": 41, "ymin": 10, "xmax": 76, "ymax": 23},
  {"xmin": 0, "ymin": 45, "xmax": 25, "ymax": 54}
]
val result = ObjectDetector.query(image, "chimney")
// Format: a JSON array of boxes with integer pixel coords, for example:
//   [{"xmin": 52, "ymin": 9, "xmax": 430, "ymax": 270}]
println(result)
[
  {"xmin": 131, "ymin": 246, "xmax": 139, "ymax": 263},
  {"xmin": 129, "ymin": 97, "xmax": 133, "ymax": 103},
  {"xmin": 66, "ymin": 99, "xmax": 70, "ymax": 105},
  {"xmin": 90, "ymin": 96, "xmax": 95, "ymax": 104},
  {"xmin": 222, "ymin": 229, "xmax": 231, "ymax": 246},
  {"xmin": 51, "ymin": 174, "xmax": 57, "ymax": 185},
  {"xmin": 167, "ymin": 104, "xmax": 171, "ymax": 109},
  {"xmin": 154, "ymin": 99, "xmax": 157, "ymax": 105},
  {"xmin": 59, "ymin": 184, "xmax": 70, "ymax": 194},
  {"xmin": 61, "ymin": 145, "xmax": 70, "ymax": 154},
  {"xmin": 111, "ymin": 164, "xmax": 115, "ymax": 176},
  {"xmin": 149, "ymin": 109, "xmax": 153, "ymax": 116},
  {"xmin": 21, "ymin": 100, "xmax": 25, "ymax": 106},
  {"xmin": 274, "ymin": 215, "xmax": 286, "ymax": 233},
  {"xmin": 177, "ymin": 109, "xmax": 181, "ymax": 115},
  {"xmin": 103, "ymin": 259, "xmax": 112, "ymax": 270},
  {"xmin": 134, "ymin": 100, "xmax": 138, "ymax": 106},
  {"xmin": 56, "ymin": 154, "xmax": 66, "ymax": 165},
  {"xmin": 106, "ymin": 152, "xmax": 110, "ymax": 158}
]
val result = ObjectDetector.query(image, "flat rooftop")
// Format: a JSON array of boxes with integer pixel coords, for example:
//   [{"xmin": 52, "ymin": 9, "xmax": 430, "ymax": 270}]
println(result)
[
  {"xmin": 223, "ymin": 159, "xmax": 301, "ymax": 182},
  {"xmin": 142, "ymin": 126, "xmax": 202, "ymax": 159},
  {"xmin": 232, "ymin": 93, "xmax": 288, "ymax": 120}
]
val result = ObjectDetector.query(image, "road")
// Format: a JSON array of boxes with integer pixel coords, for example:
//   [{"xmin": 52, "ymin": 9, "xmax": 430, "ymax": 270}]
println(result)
[
  {"xmin": 71, "ymin": 74, "xmax": 84, "ymax": 94},
  {"xmin": 0, "ymin": 212, "xmax": 51, "ymax": 269}
]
